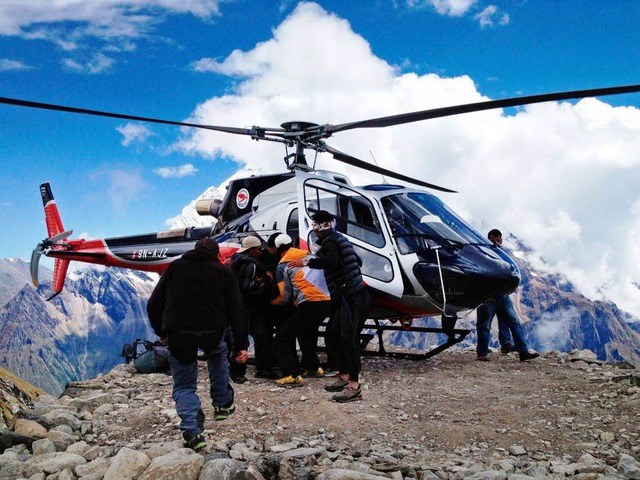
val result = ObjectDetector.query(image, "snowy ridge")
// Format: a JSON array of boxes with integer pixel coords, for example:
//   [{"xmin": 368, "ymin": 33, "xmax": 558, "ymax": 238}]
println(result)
[{"xmin": 167, "ymin": 166, "xmax": 262, "ymax": 229}]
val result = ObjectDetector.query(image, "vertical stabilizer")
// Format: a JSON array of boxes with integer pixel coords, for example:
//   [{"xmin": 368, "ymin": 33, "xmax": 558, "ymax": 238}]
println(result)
[{"xmin": 40, "ymin": 182, "xmax": 65, "ymax": 238}]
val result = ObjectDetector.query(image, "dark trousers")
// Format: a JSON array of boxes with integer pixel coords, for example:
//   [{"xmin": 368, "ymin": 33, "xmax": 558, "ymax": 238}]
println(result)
[
  {"xmin": 330, "ymin": 288, "xmax": 370, "ymax": 383},
  {"xmin": 248, "ymin": 303, "xmax": 282, "ymax": 373},
  {"xmin": 298, "ymin": 300, "xmax": 330, "ymax": 372},
  {"xmin": 273, "ymin": 308, "xmax": 299, "ymax": 377}
]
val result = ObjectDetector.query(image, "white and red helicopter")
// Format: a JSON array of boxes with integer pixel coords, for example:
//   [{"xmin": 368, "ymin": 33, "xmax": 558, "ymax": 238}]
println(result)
[{"xmin": 3, "ymin": 84, "xmax": 639, "ymax": 358}]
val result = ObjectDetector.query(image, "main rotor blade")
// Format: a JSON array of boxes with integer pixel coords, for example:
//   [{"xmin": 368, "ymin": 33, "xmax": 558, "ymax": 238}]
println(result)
[
  {"xmin": 322, "ymin": 144, "xmax": 456, "ymax": 193},
  {"xmin": 0, "ymin": 97, "xmax": 270, "ymax": 137},
  {"xmin": 324, "ymin": 84, "xmax": 640, "ymax": 135}
]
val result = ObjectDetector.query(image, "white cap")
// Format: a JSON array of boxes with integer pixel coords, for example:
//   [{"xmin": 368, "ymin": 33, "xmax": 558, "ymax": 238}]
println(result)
[{"xmin": 274, "ymin": 233, "xmax": 293, "ymax": 248}]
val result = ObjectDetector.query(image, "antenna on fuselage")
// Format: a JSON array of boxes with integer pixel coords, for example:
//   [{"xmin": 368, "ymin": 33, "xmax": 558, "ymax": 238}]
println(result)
[{"xmin": 369, "ymin": 150, "xmax": 388, "ymax": 184}]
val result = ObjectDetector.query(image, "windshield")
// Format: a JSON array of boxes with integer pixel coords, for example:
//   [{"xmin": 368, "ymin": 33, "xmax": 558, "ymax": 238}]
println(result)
[{"xmin": 381, "ymin": 193, "xmax": 488, "ymax": 250}]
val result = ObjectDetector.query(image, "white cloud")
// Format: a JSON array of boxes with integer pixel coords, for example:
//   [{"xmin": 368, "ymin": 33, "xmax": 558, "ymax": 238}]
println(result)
[
  {"xmin": 62, "ymin": 52, "xmax": 115, "ymax": 74},
  {"xmin": 409, "ymin": 0, "xmax": 478, "ymax": 17},
  {"xmin": 117, "ymin": 123, "xmax": 154, "ymax": 146},
  {"xmin": 0, "ymin": 58, "xmax": 33, "ymax": 71},
  {"xmin": 91, "ymin": 169, "xmax": 149, "ymax": 212},
  {"xmin": 154, "ymin": 164, "xmax": 198, "ymax": 178},
  {"xmin": 0, "ymin": 1, "xmax": 223, "ymax": 70},
  {"xmin": 474, "ymin": 5, "xmax": 509, "ymax": 27},
  {"xmin": 179, "ymin": 2, "xmax": 640, "ymax": 318},
  {"xmin": 532, "ymin": 309, "xmax": 575, "ymax": 352}
]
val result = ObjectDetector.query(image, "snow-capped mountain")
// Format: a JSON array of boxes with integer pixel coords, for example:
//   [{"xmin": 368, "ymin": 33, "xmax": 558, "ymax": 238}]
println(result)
[
  {"xmin": 166, "ymin": 166, "xmax": 262, "ymax": 229},
  {"xmin": 0, "ymin": 260, "xmax": 158, "ymax": 394}
]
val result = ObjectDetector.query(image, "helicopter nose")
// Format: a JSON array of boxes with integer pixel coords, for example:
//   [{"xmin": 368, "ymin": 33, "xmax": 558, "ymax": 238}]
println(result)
[{"xmin": 413, "ymin": 245, "xmax": 520, "ymax": 309}]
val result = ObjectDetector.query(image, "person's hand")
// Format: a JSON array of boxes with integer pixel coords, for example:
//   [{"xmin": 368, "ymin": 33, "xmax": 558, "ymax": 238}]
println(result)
[
  {"xmin": 158, "ymin": 337, "xmax": 167, "ymax": 345},
  {"xmin": 235, "ymin": 350, "xmax": 249, "ymax": 364}
]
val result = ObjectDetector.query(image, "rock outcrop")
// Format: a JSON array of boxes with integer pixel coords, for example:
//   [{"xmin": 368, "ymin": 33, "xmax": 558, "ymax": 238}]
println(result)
[{"xmin": 0, "ymin": 350, "xmax": 639, "ymax": 479}]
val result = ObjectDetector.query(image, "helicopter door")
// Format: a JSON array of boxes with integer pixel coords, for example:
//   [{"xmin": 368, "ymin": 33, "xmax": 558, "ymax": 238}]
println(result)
[{"xmin": 295, "ymin": 171, "xmax": 405, "ymax": 298}]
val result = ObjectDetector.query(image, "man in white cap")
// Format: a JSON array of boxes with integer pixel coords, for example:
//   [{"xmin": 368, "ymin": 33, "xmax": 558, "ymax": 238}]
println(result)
[{"xmin": 271, "ymin": 233, "xmax": 331, "ymax": 387}]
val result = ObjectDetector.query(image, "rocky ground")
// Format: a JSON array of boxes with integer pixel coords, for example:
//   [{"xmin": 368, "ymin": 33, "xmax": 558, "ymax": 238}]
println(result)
[{"xmin": 2, "ymin": 348, "xmax": 640, "ymax": 479}]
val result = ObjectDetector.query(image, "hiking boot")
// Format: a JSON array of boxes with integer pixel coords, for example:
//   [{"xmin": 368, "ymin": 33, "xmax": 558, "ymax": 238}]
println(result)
[
  {"xmin": 183, "ymin": 431, "xmax": 207, "ymax": 452},
  {"xmin": 476, "ymin": 355, "xmax": 490, "ymax": 362},
  {"xmin": 213, "ymin": 403, "xmax": 236, "ymax": 421},
  {"xmin": 519, "ymin": 351, "xmax": 540, "ymax": 362},
  {"xmin": 324, "ymin": 378, "xmax": 349, "ymax": 392},
  {"xmin": 301, "ymin": 367, "xmax": 324, "ymax": 378},
  {"xmin": 275, "ymin": 375, "xmax": 304, "ymax": 388},
  {"xmin": 501, "ymin": 344, "xmax": 517, "ymax": 354},
  {"xmin": 231, "ymin": 375, "xmax": 248, "ymax": 384},
  {"xmin": 332, "ymin": 385, "xmax": 362, "ymax": 403}
]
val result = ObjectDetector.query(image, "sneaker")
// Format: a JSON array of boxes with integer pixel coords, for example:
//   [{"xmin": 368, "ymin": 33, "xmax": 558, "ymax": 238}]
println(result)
[
  {"xmin": 324, "ymin": 378, "xmax": 349, "ymax": 392},
  {"xmin": 332, "ymin": 385, "xmax": 362, "ymax": 403},
  {"xmin": 301, "ymin": 367, "xmax": 325, "ymax": 378},
  {"xmin": 501, "ymin": 344, "xmax": 517, "ymax": 354},
  {"xmin": 275, "ymin": 375, "xmax": 304, "ymax": 388},
  {"xmin": 519, "ymin": 351, "xmax": 540, "ymax": 362},
  {"xmin": 476, "ymin": 355, "xmax": 490, "ymax": 362},
  {"xmin": 183, "ymin": 432, "xmax": 207, "ymax": 452},
  {"xmin": 231, "ymin": 375, "xmax": 248, "ymax": 384},
  {"xmin": 213, "ymin": 403, "xmax": 236, "ymax": 421}
]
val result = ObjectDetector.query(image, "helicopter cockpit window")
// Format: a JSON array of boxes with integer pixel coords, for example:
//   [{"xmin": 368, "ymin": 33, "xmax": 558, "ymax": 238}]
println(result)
[
  {"xmin": 382, "ymin": 193, "xmax": 488, "ymax": 251},
  {"xmin": 303, "ymin": 180, "xmax": 385, "ymax": 248}
]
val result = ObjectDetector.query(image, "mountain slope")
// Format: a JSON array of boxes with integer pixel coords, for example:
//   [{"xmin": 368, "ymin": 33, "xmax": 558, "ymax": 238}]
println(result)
[{"xmin": 0, "ymin": 262, "xmax": 158, "ymax": 394}]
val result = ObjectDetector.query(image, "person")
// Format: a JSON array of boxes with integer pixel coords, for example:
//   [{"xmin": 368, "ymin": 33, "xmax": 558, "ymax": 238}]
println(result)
[
  {"xmin": 230, "ymin": 235, "xmax": 281, "ymax": 379},
  {"xmin": 289, "ymin": 210, "xmax": 370, "ymax": 403},
  {"xmin": 476, "ymin": 229, "xmax": 539, "ymax": 362},
  {"xmin": 146, "ymin": 237, "xmax": 249, "ymax": 452},
  {"xmin": 271, "ymin": 233, "xmax": 331, "ymax": 387},
  {"xmin": 385, "ymin": 205, "xmax": 419, "ymax": 254}
]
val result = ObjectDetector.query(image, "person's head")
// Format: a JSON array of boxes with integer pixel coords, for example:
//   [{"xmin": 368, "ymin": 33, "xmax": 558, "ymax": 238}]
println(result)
[
  {"xmin": 311, "ymin": 210, "xmax": 334, "ymax": 237},
  {"xmin": 266, "ymin": 232, "xmax": 281, "ymax": 255},
  {"xmin": 195, "ymin": 237, "xmax": 220, "ymax": 256},
  {"xmin": 387, "ymin": 208, "xmax": 404, "ymax": 230},
  {"xmin": 237, "ymin": 235, "xmax": 263, "ymax": 257},
  {"xmin": 274, "ymin": 233, "xmax": 293, "ymax": 256},
  {"xmin": 487, "ymin": 228, "xmax": 502, "ymax": 246}
]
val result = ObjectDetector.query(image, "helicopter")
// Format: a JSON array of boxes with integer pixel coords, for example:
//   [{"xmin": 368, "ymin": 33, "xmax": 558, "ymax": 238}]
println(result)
[{"xmin": 3, "ymin": 83, "xmax": 640, "ymax": 359}]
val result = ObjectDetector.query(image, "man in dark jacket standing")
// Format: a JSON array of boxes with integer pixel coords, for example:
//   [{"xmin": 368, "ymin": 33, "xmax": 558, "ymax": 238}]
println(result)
[
  {"xmin": 289, "ymin": 210, "xmax": 370, "ymax": 402},
  {"xmin": 147, "ymin": 237, "xmax": 249, "ymax": 452}
]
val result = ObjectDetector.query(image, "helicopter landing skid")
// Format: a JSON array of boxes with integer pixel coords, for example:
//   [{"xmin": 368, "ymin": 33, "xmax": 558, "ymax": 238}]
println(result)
[
  {"xmin": 319, "ymin": 318, "xmax": 470, "ymax": 360},
  {"xmin": 360, "ymin": 322, "xmax": 470, "ymax": 360}
]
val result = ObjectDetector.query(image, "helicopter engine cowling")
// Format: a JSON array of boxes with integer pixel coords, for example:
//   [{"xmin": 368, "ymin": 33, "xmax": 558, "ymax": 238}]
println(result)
[{"xmin": 195, "ymin": 199, "xmax": 222, "ymax": 217}]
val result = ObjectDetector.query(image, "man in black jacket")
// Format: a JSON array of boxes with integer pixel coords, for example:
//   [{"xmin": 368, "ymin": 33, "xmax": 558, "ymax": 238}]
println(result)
[
  {"xmin": 147, "ymin": 237, "xmax": 249, "ymax": 452},
  {"xmin": 230, "ymin": 235, "xmax": 281, "ymax": 379},
  {"xmin": 289, "ymin": 210, "xmax": 370, "ymax": 402}
]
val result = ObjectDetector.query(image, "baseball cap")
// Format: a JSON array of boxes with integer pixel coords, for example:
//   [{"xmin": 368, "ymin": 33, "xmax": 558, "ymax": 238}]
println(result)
[
  {"xmin": 236, "ymin": 236, "xmax": 262, "ymax": 253},
  {"xmin": 274, "ymin": 233, "xmax": 293, "ymax": 248}
]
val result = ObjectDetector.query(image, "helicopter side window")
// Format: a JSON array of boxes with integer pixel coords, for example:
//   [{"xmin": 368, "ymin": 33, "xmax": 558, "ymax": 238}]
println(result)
[
  {"xmin": 303, "ymin": 180, "xmax": 384, "ymax": 248},
  {"xmin": 286, "ymin": 208, "xmax": 299, "ymax": 247}
]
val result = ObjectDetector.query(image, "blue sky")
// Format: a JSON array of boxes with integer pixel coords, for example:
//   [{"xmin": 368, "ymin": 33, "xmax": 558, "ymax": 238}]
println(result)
[{"xmin": 2, "ymin": 1, "xmax": 640, "ymax": 314}]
